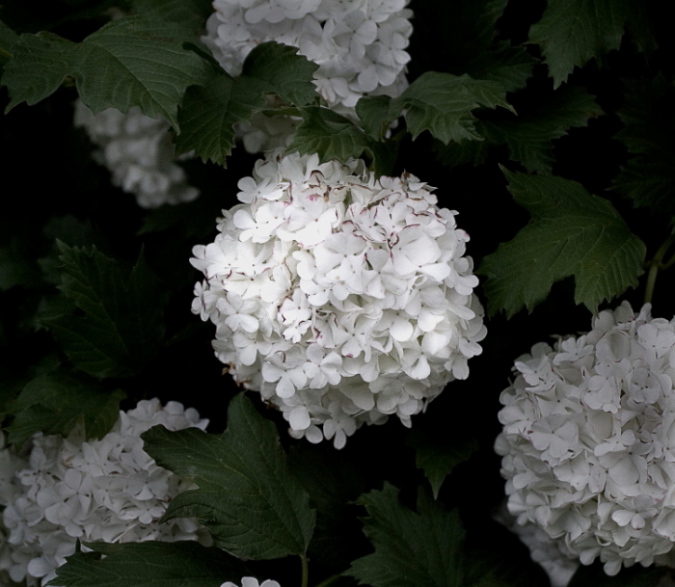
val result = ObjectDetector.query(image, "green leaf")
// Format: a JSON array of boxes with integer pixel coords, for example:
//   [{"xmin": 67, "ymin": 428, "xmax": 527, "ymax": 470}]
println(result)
[
  {"xmin": 529, "ymin": 0, "xmax": 628, "ymax": 87},
  {"xmin": 49, "ymin": 541, "xmax": 247, "ymax": 587},
  {"xmin": 241, "ymin": 41, "xmax": 318, "ymax": 106},
  {"xmin": 288, "ymin": 106, "xmax": 374, "ymax": 164},
  {"xmin": 465, "ymin": 43, "xmax": 537, "ymax": 94},
  {"xmin": 483, "ymin": 86, "xmax": 604, "ymax": 173},
  {"xmin": 73, "ymin": 17, "xmax": 210, "ymax": 127},
  {"xmin": 479, "ymin": 170, "xmax": 646, "ymax": 317},
  {"xmin": 6, "ymin": 371, "xmax": 124, "ymax": 447},
  {"xmin": 43, "ymin": 243, "xmax": 165, "ymax": 379},
  {"xmin": 356, "ymin": 95, "xmax": 396, "ymax": 139},
  {"xmin": 175, "ymin": 71, "xmax": 265, "ymax": 164},
  {"xmin": 347, "ymin": 484, "xmax": 467, "ymax": 587},
  {"xmin": 142, "ymin": 394, "xmax": 316, "ymax": 560},
  {"xmin": 130, "ymin": 0, "xmax": 214, "ymax": 25},
  {"xmin": 390, "ymin": 72, "xmax": 514, "ymax": 144},
  {"xmin": 0, "ymin": 20, "xmax": 18, "ymax": 68},
  {"xmin": 1, "ymin": 32, "xmax": 76, "ymax": 111},
  {"xmin": 408, "ymin": 429, "xmax": 478, "ymax": 499}
]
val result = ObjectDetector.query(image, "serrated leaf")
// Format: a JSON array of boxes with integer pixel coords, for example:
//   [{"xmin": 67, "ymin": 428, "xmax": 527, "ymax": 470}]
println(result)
[
  {"xmin": 479, "ymin": 170, "xmax": 646, "ymax": 317},
  {"xmin": 73, "ymin": 17, "xmax": 210, "ymax": 127},
  {"xmin": 347, "ymin": 484, "xmax": 466, "ymax": 587},
  {"xmin": 6, "ymin": 371, "xmax": 124, "ymax": 447},
  {"xmin": 408, "ymin": 429, "xmax": 478, "ymax": 499},
  {"xmin": 176, "ymin": 71, "xmax": 265, "ymax": 164},
  {"xmin": 466, "ymin": 43, "xmax": 537, "ymax": 94},
  {"xmin": 356, "ymin": 95, "xmax": 396, "ymax": 139},
  {"xmin": 43, "ymin": 243, "xmax": 165, "ymax": 379},
  {"xmin": 142, "ymin": 394, "xmax": 315, "ymax": 560},
  {"xmin": 390, "ymin": 72, "xmax": 514, "ymax": 144},
  {"xmin": 1, "ymin": 32, "xmax": 76, "ymax": 111},
  {"xmin": 49, "ymin": 541, "xmax": 247, "ymax": 587},
  {"xmin": 529, "ymin": 0, "xmax": 628, "ymax": 87},
  {"xmin": 241, "ymin": 41, "xmax": 318, "ymax": 106},
  {"xmin": 288, "ymin": 106, "xmax": 373, "ymax": 163}
]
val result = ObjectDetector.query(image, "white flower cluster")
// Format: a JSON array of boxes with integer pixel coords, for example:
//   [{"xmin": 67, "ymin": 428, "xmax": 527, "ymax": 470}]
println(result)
[
  {"xmin": 221, "ymin": 578, "xmax": 281, "ymax": 587},
  {"xmin": 496, "ymin": 302, "xmax": 675, "ymax": 577},
  {"xmin": 0, "ymin": 399, "xmax": 209, "ymax": 585},
  {"xmin": 191, "ymin": 150, "xmax": 486, "ymax": 448},
  {"xmin": 203, "ymin": 0, "xmax": 413, "ymax": 151},
  {"xmin": 74, "ymin": 101, "xmax": 199, "ymax": 208}
]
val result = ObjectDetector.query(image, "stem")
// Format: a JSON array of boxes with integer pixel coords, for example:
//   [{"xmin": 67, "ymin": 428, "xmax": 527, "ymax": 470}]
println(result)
[
  {"xmin": 300, "ymin": 553, "xmax": 309, "ymax": 587},
  {"xmin": 313, "ymin": 573, "xmax": 343, "ymax": 587},
  {"xmin": 644, "ymin": 234, "xmax": 675, "ymax": 305}
]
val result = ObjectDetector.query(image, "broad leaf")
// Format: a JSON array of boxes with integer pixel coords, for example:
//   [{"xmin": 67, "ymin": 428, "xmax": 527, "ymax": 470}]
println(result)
[
  {"xmin": 408, "ymin": 429, "xmax": 478, "ymax": 499},
  {"xmin": 390, "ymin": 72, "xmax": 514, "ymax": 143},
  {"xmin": 43, "ymin": 243, "xmax": 165, "ymax": 379},
  {"xmin": 6, "ymin": 371, "xmax": 124, "ymax": 447},
  {"xmin": 288, "ymin": 106, "xmax": 374, "ymax": 164},
  {"xmin": 49, "ymin": 541, "xmax": 247, "ymax": 587},
  {"xmin": 529, "ymin": 0, "xmax": 628, "ymax": 87},
  {"xmin": 347, "ymin": 484, "xmax": 467, "ymax": 587},
  {"xmin": 142, "ymin": 394, "xmax": 316, "ymax": 560},
  {"xmin": 1, "ymin": 32, "xmax": 75, "ymax": 111},
  {"xmin": 466, "ymin": 42, "xmax": 537, "ymax": 93},
  {"xmin": 176, "ymin": 71, "xmax": 265, "ymax": 164},
  {"xmin": 479, "ymin": 170, "xmax": 645, "ymax": 317},
  {"xmin": 356, "ymin": 95, "xmax": 396, "ymax": 139},
  {"xmin": 241, "ymin": 41, "xmax": 318, "ymax": 106}
]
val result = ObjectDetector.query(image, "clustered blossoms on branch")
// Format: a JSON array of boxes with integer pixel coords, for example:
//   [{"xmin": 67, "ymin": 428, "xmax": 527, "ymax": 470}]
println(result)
[
  {"xmin": 191, "ymin": 150, "xmax": 486, "ymax": 448},
  {"xmin": 202, "ymin": 0, "xmax": 413, "ymax": 152},
  {"xmin": 496, "ymin": 302, "xmax": 675, "ymax": 577},
  {"xmin": 0, "ymin": 399, "xmax": 209, "ymax": 585},
  {"xmin": 73, "ymin": 101, "xmax": 199, "ymax": 208},
  {"xmin": 220, "ymin": 578, "xmax": 281, "ymax": 587}
]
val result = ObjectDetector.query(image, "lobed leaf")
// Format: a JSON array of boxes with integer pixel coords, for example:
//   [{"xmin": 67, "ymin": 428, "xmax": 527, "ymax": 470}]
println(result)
[
  {"xmin": 6, "ymin": 371, "xmax": 124, "ymax": 447},
  {"xmin": 43, "ymin": 243, "xmax": 165, "ymax": 379},
  {"xmin": 49, "ymin": 541, "xmax": 247, "ymax": 587},
  {"xmin": 347, "ymin": 484, "xmax": 467, "ymax": 587},
  {"xmin": 479, "ymin": 170, "xmax": 646, "ymax": 317},
  {"xmin": 529, "ymin": 0, "xmax": 628, "ymax": 87},
  {"xmin": 142, "ymin": 394, "xmax": 316, "ymax": 560}
]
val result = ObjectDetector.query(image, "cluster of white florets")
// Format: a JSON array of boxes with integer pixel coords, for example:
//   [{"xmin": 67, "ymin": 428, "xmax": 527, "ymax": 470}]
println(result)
[
  {"xmin": 74, "ymin": 101, "xmax": 199, "ymax": 208},
  {"xmin": 191, "ymin": 150, "xmax": 486, "ymax": 448},
  {"xmin": 221, "ymin": 578, "xmax": 281, "ymax": 587},
  {"xmin": 0, "ymin": 399, "xmax": 208, "ymax": 585},
  {"xmin": 203, "ymin": 0, "xmax": 413, "ymax": 151},
  {"xmin": 496, "ymin": 302, "xmax": 675, "ymax": 577}
]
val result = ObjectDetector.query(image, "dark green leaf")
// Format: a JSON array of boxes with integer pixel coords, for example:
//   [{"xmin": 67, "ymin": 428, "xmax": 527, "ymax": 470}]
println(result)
[
  {"xmin": 347, "ymin": 484, "xmax": 466, "ymax": 587},
  {"xmin": 142, "ymin": 394, "xmax": 315, "ymax": 560},
  {"xmin": 241, "ymin": 41, "xmax": 318, "ymax": 106},
  {"xmin": 0, "ymin": 237, "xmax": 41, "ymax": 291},
  {"xmin": 49, "ymin": 541, "xmax": 247, "ymax": 587},
  {"xmin": 130, "ymin": 0, "xmax": 214, "ymax": 26},
  {"xmin": 43, "ymin": 243, "xmax": 165, "ymax": 379},
  {"xmin": 390, "ymin": 72, "xmax": 514, "ymax": 143},
  {"xmin": 529, "ymin": 0, "xmax": 628, "ymax": 87},
  {"xmin": 1, "ymin": 32, "xmax": 75, "ymax": 112},
  {"xmin": 6, "ymin": 371, "xmax": 124, "ymax": 447},
  {"xmin": 408, "ymin": 429, "xmax": 478, "ymax": 499},
  {"xmin": 288, "ymin": 106, "xmax": 373, "ymax": 164},
  {"xmin": 479, "ymin": 170, "xmax": 646, "ymax": 317},
  {"xmin": 356, "ymin": 95, "xmax": 397, "ymax": 139},
  {"xmin": 176, "ymin": 71, "xmax": 265, "ymax": 164},
  {"xmin": 0, "ymin": 20, "xmax": 18, "ymax": 68},
  {"xmin": 466, "ymin": 43, "xmax": 537, "ymax": 94}
]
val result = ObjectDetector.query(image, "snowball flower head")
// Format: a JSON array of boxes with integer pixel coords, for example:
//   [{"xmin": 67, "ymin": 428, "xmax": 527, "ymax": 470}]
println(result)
[
  {"xmin": 74, "ymin": 100, "xmax": 199, "ymax": 208},
  {"xmin": 221, "ymin": 578, "xmax": 281, "ymax": 587},
  {"xmin": 0, "ymin": 399, "xmax": 209, "ymax": 585},
  {"xmin": 191, "ymin": 150, "xmax": 486, "ymax": 448},
  {"xmin": 202, "ymin": 0, "xmax": 413, "ymax": 151},
  {"xmin": 496, "ymin": 302, "xmax": 675, "ymax": 576}
]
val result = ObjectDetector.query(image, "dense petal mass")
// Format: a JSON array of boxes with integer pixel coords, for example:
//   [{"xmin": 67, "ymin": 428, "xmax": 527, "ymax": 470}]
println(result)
[
  {"xmin": 0, "ymin": 401, "xmax": 209, "ymax": 585},
  {"xmin": 496, "ymin": 302, "xmax": 675, "ymax": 576},
  {"xmin": 191, "ymin": 150, "xmax": 486, "ymax": 447},
  {"xmin": 203, "ymin": 0, "xmax": 413, "ymax": 151}
]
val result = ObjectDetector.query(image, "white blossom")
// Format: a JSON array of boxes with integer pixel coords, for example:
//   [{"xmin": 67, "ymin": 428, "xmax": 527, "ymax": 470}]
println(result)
[
  {"xmin": 0, "ymin": 400, "xmax": 209, "ymax": 585},
  {"xmin": 74, "ymin": 101, "xmax": 199, "ymax": 209},
  {"xmin": 496, "ymin": 302, "xmax": 675, "ymax": 577},
  {"xmin": 220, "ymin": 578, "xmax": 281, "ymax": 587},
  {"xmin": 202, "ymin": 0, "xmax": 413, "ymax": 152},
  {"xmin": 191, "ymin": 150, "xmax": 486, "ymax": 447}
]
